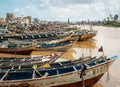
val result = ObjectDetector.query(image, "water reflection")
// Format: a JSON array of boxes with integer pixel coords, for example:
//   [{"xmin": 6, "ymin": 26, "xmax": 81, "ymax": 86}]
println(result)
[
  {"xmin": 73, "ymin": 39, "xmax": 96, "ymax": 49},
  {"xmin": 71, "ymin": 39, "xmax": 97, "ymax": 60}
]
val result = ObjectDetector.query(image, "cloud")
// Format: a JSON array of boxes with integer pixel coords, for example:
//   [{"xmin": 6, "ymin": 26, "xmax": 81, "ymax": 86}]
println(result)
[
  {"xmin": 49, "ymin": 0, "xmax": 99, "ymax": 7},
  {"xmin": 12, "ymin": 0, "xmax": 120, "ymax": 21}
]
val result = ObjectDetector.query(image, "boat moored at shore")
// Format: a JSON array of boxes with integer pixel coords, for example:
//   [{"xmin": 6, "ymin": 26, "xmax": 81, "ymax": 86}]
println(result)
[{"xmin": 0, "ymin": 55, "xmax": 118, "ymax": 87}]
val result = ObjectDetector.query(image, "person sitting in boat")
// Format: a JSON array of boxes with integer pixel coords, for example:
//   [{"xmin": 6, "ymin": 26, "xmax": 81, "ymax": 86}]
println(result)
[{"xmin": 79, "ymin": 63, "xmax": 87, "ymax": 78}]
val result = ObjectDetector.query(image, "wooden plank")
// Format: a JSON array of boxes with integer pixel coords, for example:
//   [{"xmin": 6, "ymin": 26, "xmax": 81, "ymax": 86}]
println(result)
[
  {"xmin": 0, "ymin": 69, "xmax": 10, "ymax": 81},
  {"xmin": 32, "ymin": 70, "xmax": 35, "ymax": 79},
  {"xmin": 58, "ymin": 62, "xmax": 63, "ymax": 66},
  {"xmin": 73, "ymin": 66, "xmax": 77, "ymax": 71},
  {"xmin": 57, "ymin": 70, "xmax": 59, "ymax": 75},
  {"xmin": 11, "ymin": 66, "xmax": 14, "ymax": 69},
  {"xmin": 32, "ymin": 67, "xmax": 42, "ymax": 77},
  {"xmin": 0, "ymin": 63, "xmax": 3, "ymax": 67},
  {"xmin": 42, "ymin": 72, "xmax": 48, "ymax": 78},
  {"xmin": 18, "ymin": 66, "xmax": 21, "ymax": 69}
]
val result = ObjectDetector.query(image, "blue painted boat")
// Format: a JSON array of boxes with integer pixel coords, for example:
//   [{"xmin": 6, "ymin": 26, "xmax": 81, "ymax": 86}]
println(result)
[
  {"xmin": 0, "ymin": 55, "xmax": 118, "ymax": 87},
  {"xmin": 36, "ymin": 40, "xmax": 73, "ymax": 51}
]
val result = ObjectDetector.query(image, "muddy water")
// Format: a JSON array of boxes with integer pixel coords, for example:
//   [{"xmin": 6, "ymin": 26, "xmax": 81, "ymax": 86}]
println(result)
[
  {"xmin": 1, "ymin": 26, "xmax": 120, "ymax": 87},
  {"xmin": 71, "ymin": 26, "xmax": 120, "ymax": 87},
  {"xmin": 32, "ymin": 26, "xmax": 120, "ymax": 87},
  {"xmin": 94, "ymin": 26, "xmax": 120, "ymax": 87}
]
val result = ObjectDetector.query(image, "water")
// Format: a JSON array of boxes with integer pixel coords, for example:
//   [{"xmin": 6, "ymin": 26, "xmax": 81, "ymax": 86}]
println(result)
[
  {"xmin": 94, "ymin": 26, "xmax": 120, "ymax": 87},
  {"xmin": 70, "ymin": 26, "xmax": 120, "ymax": 87}
]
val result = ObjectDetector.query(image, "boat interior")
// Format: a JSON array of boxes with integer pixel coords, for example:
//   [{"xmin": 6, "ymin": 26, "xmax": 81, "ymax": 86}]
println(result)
[
  {"xmin": 38, "ymin": 40, "xmax": 71, "ymax": 48},
  {"xmin": 0, "ymin": 55, "xmax": 117, "ymax": 81}
]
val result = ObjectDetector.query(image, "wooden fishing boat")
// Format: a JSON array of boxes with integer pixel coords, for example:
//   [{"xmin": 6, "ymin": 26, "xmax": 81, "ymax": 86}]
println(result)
[
  {"xmin": 0, "ymin": 32, "xmax": 74, "ymax": 53},
  {"xmin": 73, "ymin": 30, "xmax": 97, "ymax": 41},
  {"xmin": 35, "ymin": 34, "xmax": 78, "ymax": 52},
  {"xmin": 0, "ymin": 42, "xmax": 36, "ymax": 55},
  {"xmin": 0, "ymin": 55, "xmax": 118, "ymax": 87},
  {"xmin": 36, "ymin": 40, "xmax": 73, "ymax": 52},
  {"xmin": 0, "ymin": 55, "xmax": 98, "ymax": 69},
  {"xmin": 0, "ymin": 53, "xmax": 61, "ymax": 68},
  {"xmin": 0, "ymin": 31, "xmax": 72, "ymax": 41}
]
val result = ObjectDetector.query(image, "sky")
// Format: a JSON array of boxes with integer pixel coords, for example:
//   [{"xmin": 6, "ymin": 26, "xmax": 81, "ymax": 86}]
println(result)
[{"xmin": 0, "ymin": 0, "xmax": 120, "ymax": 21}]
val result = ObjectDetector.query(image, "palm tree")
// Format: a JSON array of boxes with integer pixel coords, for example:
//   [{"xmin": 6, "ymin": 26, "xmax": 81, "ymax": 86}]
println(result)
[
  {"xmin": 110, "ymin": 14, "xmax": 113, "ymax": 21},
  {"xmin": 107, "ymin": 17, "xmax": 110, "ymax": 23},
  {"xmin": 114, "ymin": 14, "xmax": 119, "ymax": 22}
]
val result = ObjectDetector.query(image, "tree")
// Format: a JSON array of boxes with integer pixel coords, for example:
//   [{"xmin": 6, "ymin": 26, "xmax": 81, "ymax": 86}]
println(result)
[
  {"xmin": 114, "ymin": 14, "xmax": 119, "ymax": 22},
  {"xmin": 107, "ymin": 17, "xmax": 110, "ymax": 23},
  {"xmin": 110, "ymin": 14, "xmax": 113, "ymax": 21}
]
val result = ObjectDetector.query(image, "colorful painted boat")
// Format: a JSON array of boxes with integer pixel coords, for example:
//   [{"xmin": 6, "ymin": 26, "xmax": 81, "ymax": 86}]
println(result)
[
  {"xmin": 0, "ymin": 42, "xmax": 35, "ymax": 55},
  {"xmin": 35, "ymin": 34, "xmax": 78, "ymax": 52},
  {"xmin": 0, "ymin": 56, "xmax": 97, "ymax": 69},
  {"xmin": 0, "ymin": 53, "xmax": 61, "ymax": 69},
  {"xmin": 0, "ymin": 31, "xmax": 71, "ymax": 41},
  {"xmin": 36, "ymin": 40, "xmax": 73, "ymax": 52},
  {"xmin": 73, "ymin": 30, "xmax": 97, "ymax": 41},
  {"xmin": 0, "ymin": 55, "xmax": 118, "ymax": 87}
]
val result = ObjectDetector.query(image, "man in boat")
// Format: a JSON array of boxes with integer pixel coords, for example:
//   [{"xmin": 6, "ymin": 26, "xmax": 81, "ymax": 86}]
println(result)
[{"xmin": 80, "ymin": 63, "xmax": 87, "ymax": 78}]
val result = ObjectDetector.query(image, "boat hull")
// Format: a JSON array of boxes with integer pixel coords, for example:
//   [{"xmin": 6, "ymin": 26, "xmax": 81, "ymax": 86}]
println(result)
[
  {"xmin": 0, "ymin": 59, "xmax": 114, "ymax": 87},
  {"xmin": 53, "ymin": 74, "xmax": 103, "ymax": 87},
  {"xmin": 35, "ymin": 42, "xmax": 72, "ymax": 52},
  {"xmin": 0, "ymin": 46, "xmax": 35, "ymax": 55},
  {"xmin": 72, "ymin": 30, "xmax": 97, "ymax": 41},
  {"xmin": 78, "ymin": 32, "xmax": 97, "ymax": 41}
]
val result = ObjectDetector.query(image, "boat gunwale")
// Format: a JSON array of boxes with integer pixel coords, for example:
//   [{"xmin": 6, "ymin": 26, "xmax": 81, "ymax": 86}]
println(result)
[{"xmin": 0, "ymin": 57, "xmax": 116, "ymax": 83}]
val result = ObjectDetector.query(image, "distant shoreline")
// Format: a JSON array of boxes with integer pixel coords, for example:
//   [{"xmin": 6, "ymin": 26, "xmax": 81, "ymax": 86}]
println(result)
[{"xmin": 102, "ymin": 21, "xmax": 120, "ymax": 27}]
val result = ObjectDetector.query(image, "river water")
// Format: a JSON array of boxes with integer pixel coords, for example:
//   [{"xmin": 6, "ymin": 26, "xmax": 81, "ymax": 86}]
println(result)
[
  {"xmin": 1, "ymin": 26, "xmax": 120, "ymax": 87},
  {"xmin": 94, "ymin": 26, "xmax": 120, "ymax": 87},
  {"xmin": 71, "ymin": 26, "xmax": 120, "ymax": 87}
]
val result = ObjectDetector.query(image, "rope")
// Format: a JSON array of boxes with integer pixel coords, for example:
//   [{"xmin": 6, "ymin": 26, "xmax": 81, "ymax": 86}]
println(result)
[{"xmin": 106, "ymin": 63, "xmax": 110, "ymax": 83}]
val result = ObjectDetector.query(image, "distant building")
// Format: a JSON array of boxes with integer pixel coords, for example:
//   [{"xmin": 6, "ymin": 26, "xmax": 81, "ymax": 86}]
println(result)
[
  {"xmin": 27, "ymin": 16, "xmax": 32, "ymax": 24},
  {"xmin": 0, "ymin": 18, "xmax": 5, "ymax": 23},
  {"xmin": 22, "ymin": 16, "xmax": 32, "ymax": 25},
  {"xmin": 6, "ymin": 13, "xmax": 15, "ymax": 22},
  {"xmin": 40, "ymin": 20, "xmax": 48, "ymax": 25},
  {"xmin": 68, "ymin": 18, "xmax": 70, "ymax": 24}
]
